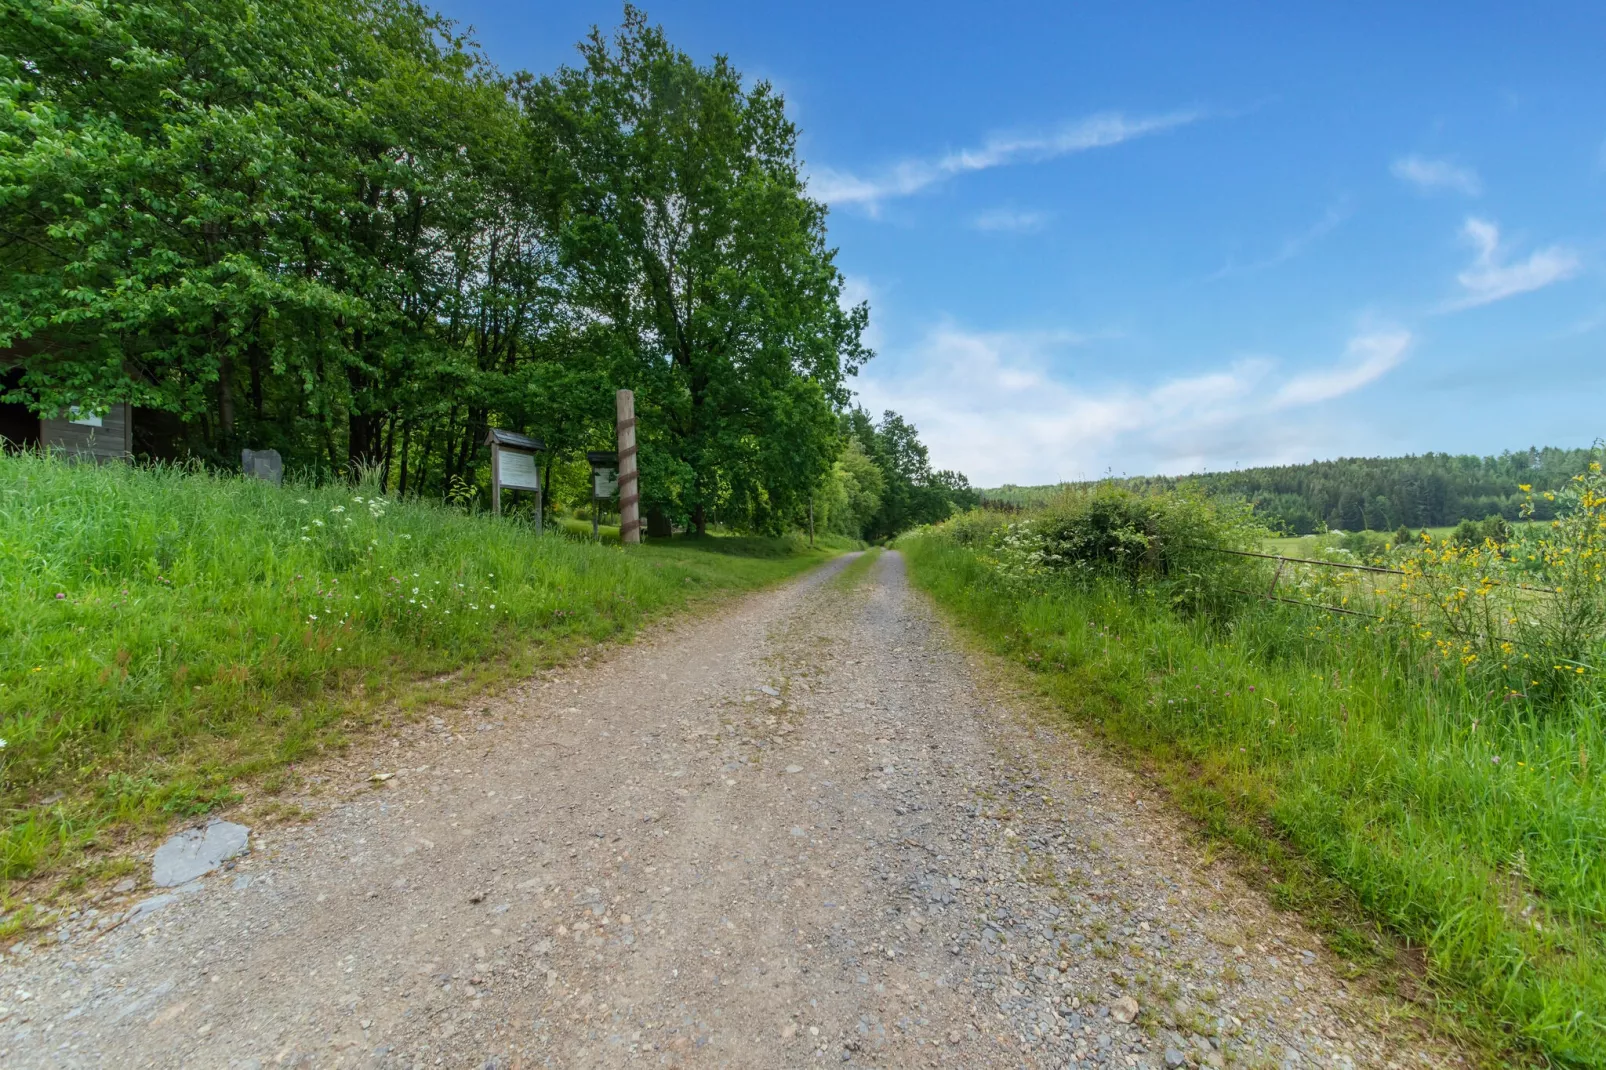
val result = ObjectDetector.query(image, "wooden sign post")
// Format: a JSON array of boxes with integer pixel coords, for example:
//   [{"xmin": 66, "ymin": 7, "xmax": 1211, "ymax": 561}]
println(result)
[
  {"xmin": 484, "ymin": 428, "xmax": 546, "ymax": 533},
  {"xmin": 616, "ymin": 390, "xmax": 640, "ymax": 544},
  {"xmin": 586, "ymin": 450, "xmax": 618, "ymax": 540}
]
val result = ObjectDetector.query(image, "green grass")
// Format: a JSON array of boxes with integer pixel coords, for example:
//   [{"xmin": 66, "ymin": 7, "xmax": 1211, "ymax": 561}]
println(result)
[
  {"xmin": 0, "ymin": 452, "xmax": 845, "ymax": 884},
  {"xmin": 555, "ymin": 515, "xmax": 620, "ymax": 541},
  {"xmin": 829, "ymin": 546, "xmax": 883, "ymax": 588},
  {"xmin": 1263, "ymin": 523, "xmax": 1543, "ymax": 557},
  {"xmin": 902, "ymin": 532, "xmax": 1606, "ymax": 1067}
]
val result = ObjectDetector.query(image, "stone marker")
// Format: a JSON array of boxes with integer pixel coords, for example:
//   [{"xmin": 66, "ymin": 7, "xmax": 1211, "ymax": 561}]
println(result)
[
  {"xmin": 241, "ymin": 448, "xmax": 283, "ymax": 485},
  {"xmin": 152, "ymin": 820, "xmax": 250, "ymax": 887}
]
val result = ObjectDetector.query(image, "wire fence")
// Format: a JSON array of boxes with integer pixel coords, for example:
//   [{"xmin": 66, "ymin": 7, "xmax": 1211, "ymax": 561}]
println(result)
[{"xmin": 1201, "ymin": 544, "xmax": 1559, "ymax": 624}]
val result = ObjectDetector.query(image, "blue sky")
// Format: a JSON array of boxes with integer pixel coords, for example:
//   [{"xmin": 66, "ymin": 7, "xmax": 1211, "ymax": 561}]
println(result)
[{"xmin": 438, "ymin": 1, "xmax": 1606, "ymax": 485}]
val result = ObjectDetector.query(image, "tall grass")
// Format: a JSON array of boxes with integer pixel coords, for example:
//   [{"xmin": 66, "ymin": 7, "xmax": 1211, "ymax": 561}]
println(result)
[
  {"xmin": 0, "ymin": 453, "xmax": 842, "ymax": 881},
  {"xmin": 903, "ymin": 523, "xmax": 1606, "ymax": 1066}
]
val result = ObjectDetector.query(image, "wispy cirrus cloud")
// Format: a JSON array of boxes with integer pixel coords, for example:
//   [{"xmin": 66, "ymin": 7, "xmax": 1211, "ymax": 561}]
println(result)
[
  {"xmin": 1392, "ymin": 154, "xmax": 1482, "ymax": 196},
  {"xmin": 1271, "ymin": 329, "xmax": 1411, "ymax": 407},
  {"xmin": 971, "ymin": 208, "xmax": 1051, "ymax": 233},
  {"xmin": 1448, "ymin": 217, "xmax": 1581, "ymax": 309},
  {"xmin": 1208, "ymin": 199, "xmax": 1350, "ymax": 280},
  {"xmin": 856, "ymin": 322, "xmax": 1411, "ymax": 485},
  {"xmin": 810, "ymin": 110, "xmax": 1201, "ymax": 213}
]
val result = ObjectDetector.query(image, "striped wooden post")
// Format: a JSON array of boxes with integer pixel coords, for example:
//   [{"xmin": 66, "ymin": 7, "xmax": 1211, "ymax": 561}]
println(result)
[{"xmin": 617, "ymin": 390, "xmax": 640, "ymax": 544}]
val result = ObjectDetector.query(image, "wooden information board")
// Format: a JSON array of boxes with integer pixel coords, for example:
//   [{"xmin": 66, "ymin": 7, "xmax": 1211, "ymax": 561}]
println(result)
[{"xmin": 484, "ymin": 427, "xmax": 546, "ymax": 531}]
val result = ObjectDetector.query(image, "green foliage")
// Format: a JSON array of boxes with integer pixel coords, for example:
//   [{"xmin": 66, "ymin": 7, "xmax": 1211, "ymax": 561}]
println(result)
[
  {"xmin": 1451, "ymin": 513, "xmax": 1512, "ymax": 548},
  {"xmin": 986, "ymin": 446, "xmax": 1597, "ymax": 534},
  {"xmin": 1389, "ymin": 458, "xmax": 1606, "ymax": 705},
  {"xmin": 524, "ymin": 7, "xmax": 865, "ymax": 534},
  {"xmin": 0, "ymin": 1, "xmax": 902, "ymax": 535},
  {"xmin": 846, "ymin": 408, "xmax": 961, "ymax": 540},
  {"xmin": 0, "ymin": 452, "xmax": 840, "ymax": 879},
  {"xmin": 941, "ymin": 484, "xmax": 1271, "ymax": 618},
  {"xmin": 903, "ymin": 472, "xmax": 1606, "ymax": 1065},
  {"xmin": 814, "ymin": 437, "xmax": 885, "ymax": 538}
]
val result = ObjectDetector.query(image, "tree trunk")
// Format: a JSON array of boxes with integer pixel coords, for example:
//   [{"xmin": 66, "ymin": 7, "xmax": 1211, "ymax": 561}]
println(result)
[
  {"xmin": 218, "ymin": 353, "xmax": 236, "ymax": 438},
  {"xmin": 247, "ymin": 334, "xmax": 265, "ymax": 421},
  {"xmin": 415, "ymin": 424, "xmax": 433, "ymax": 498},
  {"xmin": 693, "ymin": 502, "xmax": 706, "ymax": 537},
  {"xmin": 380, "ymin": 412, "xmax": 397, "ymax": 491},
  {"xmin": 347, "ymin": 410, "xmax": 382, "ymax": 478}
]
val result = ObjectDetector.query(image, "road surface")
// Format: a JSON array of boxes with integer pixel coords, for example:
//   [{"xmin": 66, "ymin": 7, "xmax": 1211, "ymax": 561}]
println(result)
[{"xmin": 2, "ymin": 551, "xmax": 1458, "ymax": 1068}]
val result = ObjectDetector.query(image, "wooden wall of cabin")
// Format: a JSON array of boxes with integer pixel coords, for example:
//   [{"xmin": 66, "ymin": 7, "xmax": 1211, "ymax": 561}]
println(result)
[{"xmin": 39, "ymin": 403, "xmax": 132, "ymax": 461}]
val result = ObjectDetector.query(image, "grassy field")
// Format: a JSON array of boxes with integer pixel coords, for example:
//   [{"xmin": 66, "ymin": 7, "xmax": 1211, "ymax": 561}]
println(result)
[
  {"xmin": 555, "ymin": 515, "xmax": 621, "ymax": 541},
  {"xmin": 902, "ymin": 531, "xmax": 1606, "ymax": 1067},
  {"xmin": 0, "ymin": 453, "xmax": 848, "ymax": 889}
]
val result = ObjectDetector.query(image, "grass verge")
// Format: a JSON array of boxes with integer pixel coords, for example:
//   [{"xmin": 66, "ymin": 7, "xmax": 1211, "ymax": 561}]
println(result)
[
  {"xmin": 901, "ymin": 532, "xmax": 1606, "ymax": 1067},
  {"xmin": 829, "ymin": 546, "xmax": 883, "ymax": 589},
  {"xmin": 0, "ymin": 452, "xmax": 847, "ymax": 887}
]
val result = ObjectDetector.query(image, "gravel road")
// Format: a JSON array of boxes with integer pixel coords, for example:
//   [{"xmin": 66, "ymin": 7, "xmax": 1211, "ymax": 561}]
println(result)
[{"xmin": 2, "ymin": 550, "xmax": 1461, "ymax": 1068}]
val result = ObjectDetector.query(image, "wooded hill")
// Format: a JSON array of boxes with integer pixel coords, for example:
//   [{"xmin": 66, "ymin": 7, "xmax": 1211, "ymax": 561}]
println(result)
[{"xmin": 984, "ymin": 446, "xmax": 1600, "ymax": 533}]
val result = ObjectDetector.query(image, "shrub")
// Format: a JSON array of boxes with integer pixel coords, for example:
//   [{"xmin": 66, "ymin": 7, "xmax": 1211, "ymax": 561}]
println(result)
[
  {"xmin": 1336, "ymin": 529, "xmax": 1391, "ymax": 560},
  {"xmin": 932, "ymin": 484, "xmax": 1271, "ymax": 618},
  {"xmin": 940, "ymin": 508, "xmax": 1014, "ymax": 549},
  {"xmin": 1451, "ymin": 514, "xmax": 1511, "ymax": 548},
  {"xmin": 1391, "ymin": 454, "xmax": 1606, "ymax": 702}
]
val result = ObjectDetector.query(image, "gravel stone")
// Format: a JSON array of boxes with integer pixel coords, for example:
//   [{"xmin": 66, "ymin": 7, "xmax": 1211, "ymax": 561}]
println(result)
[
  {"xmin": 0, "ymin": 552, "xmax": 1465, "ymax": 1068},
  {"xmin": 150, "ymin": 820, "xmax": 249, "ymax": 887}
]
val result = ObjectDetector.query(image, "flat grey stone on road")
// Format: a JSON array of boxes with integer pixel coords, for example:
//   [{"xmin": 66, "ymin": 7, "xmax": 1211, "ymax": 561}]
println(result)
[{"xmin": 150, "ymin": 819, "xmax": 249, "ymax": 887}]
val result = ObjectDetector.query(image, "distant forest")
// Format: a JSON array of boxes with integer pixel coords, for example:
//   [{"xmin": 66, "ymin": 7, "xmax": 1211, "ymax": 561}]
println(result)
[{"xmin": 984, "ymin": 446, "xmax": 1602, "ymax": 534}]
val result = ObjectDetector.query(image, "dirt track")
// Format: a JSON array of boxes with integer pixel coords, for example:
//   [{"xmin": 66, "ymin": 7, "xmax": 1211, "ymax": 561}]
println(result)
[{"xmin": 2, "ymin": 551, "xmax": 1458, "ymax": 1068}]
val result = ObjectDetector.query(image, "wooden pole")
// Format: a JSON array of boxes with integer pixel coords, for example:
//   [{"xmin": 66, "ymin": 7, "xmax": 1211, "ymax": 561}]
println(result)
[
  {"xmin": 490, "ymin": 442, "xmax": 501, "ymax": 516},
  {"xmin": 617, "ymin": 389, "xmax": 640, "ymax": 544},
  {"xmin": 808, "ymin": 496, "xmax": 815, "ymax": 548}
]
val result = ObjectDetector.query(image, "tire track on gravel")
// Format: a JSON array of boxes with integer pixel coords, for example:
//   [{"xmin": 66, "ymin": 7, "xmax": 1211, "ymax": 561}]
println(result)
[{"xmin": 2, "ymin": 550, "xmax": 1460, "ymax": 1069}]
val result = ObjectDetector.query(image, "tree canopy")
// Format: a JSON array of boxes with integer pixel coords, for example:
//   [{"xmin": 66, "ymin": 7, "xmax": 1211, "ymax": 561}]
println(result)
[{"xmin": 0, "ymin": 1, "xmax": 961, "ymax": 536}]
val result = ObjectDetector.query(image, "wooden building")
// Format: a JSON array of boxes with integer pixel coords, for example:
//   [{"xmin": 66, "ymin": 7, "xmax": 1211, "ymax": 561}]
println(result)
[{"xmin": 0, "ymin": 364, "xmax": 133, "ymax": 462}]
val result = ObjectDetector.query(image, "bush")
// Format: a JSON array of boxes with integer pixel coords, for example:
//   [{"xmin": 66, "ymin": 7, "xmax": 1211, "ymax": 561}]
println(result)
[
  {"xmin": 940, "ymin": 508, "xmax": 1013, "ymax": 548},
  {"xmin": 1451, "ymin": 514, "xmax": 1511, "ymax": 548},
  {"xmin": 1330, "ymin": 528, "xmax": 1391, "ymax": 560},
  {"xmin": 931, "ymin": 484, "xmax": 1271, "ymax": 618},
  {"xmin": 1391, "ymin": 455, "xmax": 1606, "ymax": 704}
]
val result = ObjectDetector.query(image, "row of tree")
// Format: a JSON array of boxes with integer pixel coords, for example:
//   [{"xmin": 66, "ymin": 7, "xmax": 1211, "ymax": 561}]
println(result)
[
  {"xmin": 814, "ymin": 410, "xmax": 978, "ymax": 542},
  {"xmin": 985, "ymin": 447, "xmax": 1599, "ymax": 533},
  {"xmin": 0, "ymin": 1, "xmax": 969, "ymax": 538}
]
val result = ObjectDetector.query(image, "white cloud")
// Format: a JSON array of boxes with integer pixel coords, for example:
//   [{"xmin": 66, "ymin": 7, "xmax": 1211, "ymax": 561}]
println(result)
[
  {"xmin": 1208, "ymin": 200, "xmax": 1350, "ymax": 279},
  {"xmin": 855, "ymin": 322, "xmax": 1411, "ymax": 485},
  {"xmin": 1271, "ymin": 329, "xmax": 1410, "ymax": 407},
  {"xmin": 972, "ymin": 208, "xmax": 1051, "ymax": 233},
  {"xmin": 810, "ymin": 110, "xmax": 1200, "ymax": 212},
  {"xmin": 1391, "ymin": 155, "xmax": 1482, "ymax": 196},
  {"xmin": 1449, "ymin": 217, "xmax": 1580, "ymax": 309}
]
